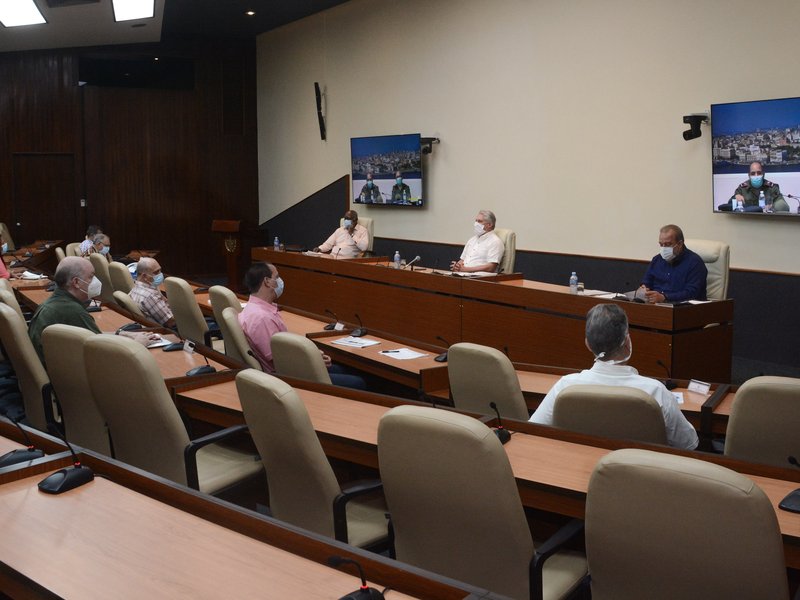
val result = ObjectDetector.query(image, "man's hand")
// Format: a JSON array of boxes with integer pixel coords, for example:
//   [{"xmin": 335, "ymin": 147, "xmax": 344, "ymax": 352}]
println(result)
[
  {"xmin": 450, "ymin": 259, "xmax": 464, "ymax": 272},
  {"xmin": 320, "ymin": 351, "xmax": 332, "ymax": 368},
  {"xmin": 644, "ymin": 289, "xmax": 665, "ymax": 304}
]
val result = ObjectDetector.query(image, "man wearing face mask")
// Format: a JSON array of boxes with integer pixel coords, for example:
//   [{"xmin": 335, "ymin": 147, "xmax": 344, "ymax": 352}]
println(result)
[
  {"xmin": 390, "ymin": 171, "xmax": 411, "ymax": 204},
  {"xmin": 28, "ymin": 257, "xmax": 102, "ymax": 361},
  {"xmin": 357, "ymin": 173, "xmax": 381, "ymax": 204},
  {"xmin": 129, "ymin": 257, "xmax": 175, "ymax": 328},
  {"xmin": 728, "ymin": 161, "xmax": 789, "ymax": 213},
  {"xmin": 638, "ymin": 224, "xmax": 707, "ymax": 304},
  {"xmin": 82, "ymin": 233, "xmax": 112, "ymax": 262},
  {"xmin": 451, "ymin": 210, "xmax": 505, "ymax": 273},
  {"xmin": 313, "ymin": 209, "xmax": 369, "ymax": 258},
  {"xmin": 529, "ymin": 304, "xmax": 698, "ymax": 449}
]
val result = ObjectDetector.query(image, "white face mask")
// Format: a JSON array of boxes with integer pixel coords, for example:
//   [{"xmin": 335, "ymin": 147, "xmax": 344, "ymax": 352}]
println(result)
[
  {"xmin": 274, "ymin": 277, "xmax": 285, "ymax": 298},
  {"xmin": 1, "ymin": 243, "xmax": 7, "ymax": 254},
  {"xmin": 595, "ymin": 334, "xmax": 633, "ymax": 365},
  {"xmin": 473, "ymin": 221, "xmax": 485, "ymax": 236},
  {"xmin": 78, "ymin": 276, "xmax": 103, "ymax": 299},
  {"xmin": 659, "ymin": 246, "xmax": 674, "ymax": 262}
]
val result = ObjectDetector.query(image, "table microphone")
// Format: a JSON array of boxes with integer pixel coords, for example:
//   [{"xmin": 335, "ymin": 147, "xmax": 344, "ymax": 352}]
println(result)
[
  {"xmin": 489, "ymin": 402, "xmax": 511, "ymax": 445},
  {"xmin": 779, "ymin": 456, "xmax": 800, "ymax": 514},
  {"xmin": 334, "ymin": 248, "xmax": 342, "ymax": 260},
  {"xmin": 434, "ymin": 336, "xmax": 449, "ymax": 363},
  {"xmin": 351, "ymin": 313, "xmax": 367, "ymax": 337},
  {"xmin": 327, "ymin": 556, "xmax": 385, "ymax": 600},
  {"xmin": 403, "ymin": 256, "xmax": 421, "ymax": 270},
  {"xmin": 0, "ymin": 410, "xmax": 45, "ymax": 467},
  {"xmin": 39, "ymin": 425, "xmax": 94, "ymax": 495},
  {"xmin": 655, "ymin": 360, "xmax": 678, "ymax": 390},
  {"xmin": 324, "ymin": 308, "xmax": 340, "ymax": 331}
]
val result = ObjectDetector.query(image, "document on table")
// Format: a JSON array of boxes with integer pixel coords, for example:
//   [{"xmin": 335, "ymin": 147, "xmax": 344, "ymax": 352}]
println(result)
[
  {"xmin": 379, "ymin": 348, "xmax": 429, "ymax": 360},
  {"xmin": 331, "ymin": 336, "xmax": 381, "ymax": 348},
  {"xmin": 21, "ymin": 271, "xmax": 47, "ymax": 280}
]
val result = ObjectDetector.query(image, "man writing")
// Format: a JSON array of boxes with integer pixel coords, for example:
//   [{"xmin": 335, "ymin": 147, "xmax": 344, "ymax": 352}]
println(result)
[
  {"xmin": 529, "ymin": 303, "xmax": 698, "ymax": 450},
  {"xmin": 451, "ymin": 210, "xmax": 504, "ymax": 273},
  {"xmin": 638, "ymin": 224, "xmax": 707, "ymax": 303},
  {"xmin": 129, "ymin": 257, "xmax": 176, "ymax": 328},
  {"xmin": 313, "ymin": 210, "xmax": 369, "ymax": 258}
]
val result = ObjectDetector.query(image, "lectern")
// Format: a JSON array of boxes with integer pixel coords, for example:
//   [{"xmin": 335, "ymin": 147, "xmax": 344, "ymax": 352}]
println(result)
[{"xmin": 211, "ymin": 220, "xmax": 241, "ymax": 290}]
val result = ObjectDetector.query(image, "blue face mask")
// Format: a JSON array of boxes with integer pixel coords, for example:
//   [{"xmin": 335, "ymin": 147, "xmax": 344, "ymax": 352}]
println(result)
[
  {"xmin": 343, "ymin": 219, "xmax": 353, "ymax": 229},
  {"xmin": 151, "ymin": 273, "xmax": 165, "ymax": 287},
  {"xmin": 100, "ymin": 246, "xmax": 110, "ymax": 255},
  {"xmin": 750, "ymin": 175, "xmax": 763, "ymax": 188},
  {"xmin": 274, "ymin": 277, "xmax": 285, "ymax": 298},
  {"xmin": 367, "ymin": 181, "xmax": 373, "ymax": 188},
  {"xmin": 396, "ymin": 177, "xmax": 402, "ymax": 185},
  {"xmin": 1, "ymin": 243, "xmax": 7, "ymax": 254}
]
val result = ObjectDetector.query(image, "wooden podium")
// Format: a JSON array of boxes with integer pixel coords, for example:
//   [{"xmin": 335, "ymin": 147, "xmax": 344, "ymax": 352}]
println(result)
[{"xmin": 211, "ymin": 220, "xmax": 241, "ymax": 290}]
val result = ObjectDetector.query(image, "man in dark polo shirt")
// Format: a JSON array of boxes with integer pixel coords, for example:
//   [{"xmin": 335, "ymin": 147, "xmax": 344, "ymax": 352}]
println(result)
[{"xmin": 638, "ymin": 224, "xmax": 707, "ymax": 304}]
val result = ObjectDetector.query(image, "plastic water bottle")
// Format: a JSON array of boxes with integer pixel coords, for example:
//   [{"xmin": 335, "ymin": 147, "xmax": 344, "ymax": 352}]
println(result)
[
  {"xmin": 393, "ymin": 251, "xmax": 401, "ymax": 269},
  {"xmin": 758, "ymin": 191, "xmax": 766, "ymax": 209},
  {"xmin": 569, "ymin": 272, "xmax": 578, "ymax": 294},
  {"xmin": 273, "ymin": 236, "xmax": 280, "ymax": 252},
  {"xmin": 402, "ymin": 190, "xmax": 407, "ymax": 203}
]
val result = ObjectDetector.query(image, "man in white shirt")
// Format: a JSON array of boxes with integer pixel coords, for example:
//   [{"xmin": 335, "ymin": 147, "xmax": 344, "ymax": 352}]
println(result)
[
  {"xmin": 529, "ymin": 303, "xmax": 698, "ymax": 450},
  {"xmin": 314, "ymin": 209, "xmax": 369, "ymax": 258},
  {"xmin": 451, "ymin": 210, "xmax": 504, "ymax": 273}
]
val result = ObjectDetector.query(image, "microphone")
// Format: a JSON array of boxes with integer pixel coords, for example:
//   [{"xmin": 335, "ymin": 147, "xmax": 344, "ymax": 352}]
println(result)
[
  {"xmin": 327, "ymin": 556, "xmax": 385, "ymax": 600},
  {"xmin": 334, "ymin": 248, "xmax": 342, "ymax": 260},
  {"xmin": 186, "ymin": 349, "xmax": 216, "ymax": 377},
  {"xmin": 402, "ymin": 255, "xmax": 421, "ymax": 270},
  {"xmin": 351, "ymin": 313, "xmax": 367, "ymax": 337},
  {"xmin": 789, "ymin": 456, "xmax": 800, "ymax": 469},
  {"xmin": 503, "ymin": 345, "xmax": 510, "ymax": 358},
  {"xmin": 787, "ymin": 194, "xmax": 800, "ymax": 214},
  {"xmin": 656, "ymin": 359, "xmax": 678, "ymax": 390},
  {"xmin": 489, "ymin": 401, "xmax": 511, "ymax": 445},
  {"xmin": 39, "ymin": 424, "xmax": 94, "ymax": 494},
  {"xmin": 434, "ymin": 335, "xmax": 449, "ymax": 363},
  {"xmin": 324, "ymin": 308, "xmax": 340, "ymax": 331},
  {"xmin": 0, "ymin": 410, "xmax": 45, "ymax": 467}
]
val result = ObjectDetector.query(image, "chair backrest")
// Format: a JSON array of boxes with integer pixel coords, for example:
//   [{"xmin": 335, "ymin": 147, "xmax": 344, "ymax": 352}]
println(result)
[
  {"xmin": 586, "ymin": 449, "xmax": 788, "ymax": 600},
  {"xmin": 0, "ymin": 289, "xmax": 26, "ymax": 322},
  {"xmin": 685, "ymin": 238, "xmax": 730, "ymax": 300},
  {"xmin": 0, "ymin": 303, "xmax": 50, "ymax": 430},
  {"xmin": 0, "ymin": 278, "xmax": 10, "ymax": 293},
  {"xmin": 378, "ymin": 405, "xmax": 534, "ymax": 600},
  {"xmin": 447, "ymin": 342, "xmax": 528, "ymax": 421},
  {"xmin": 0, "ymin": 223, "xmax": 15, "ymax": 251},
  {"xmin": 271, "ymin": 332, "xmax": 331, "ymax": 385},
  {"xmin": 84, "ymin": 334, "xmax": 190, "ymax": 485},
  {"xmin": 221, "ymin": 307, "xmax": 262, "ymax": 369},
  {"xmin": 553, "ymin": 385, "xmax": 668, "ymax": 445},
  {"xmin": 54, "ymin": 247, "xmax": 66, "ymax": 264},
  {"xmin": 493, "ymin": 228, "xmax": 516, "ymax": 273},
  {"xmin": 725, "ymin": 376, "xmax": 800, "ymax": 468},
  {"xmin": 209, "ymin": 285, "xmax": 243, "ymax": 355},
  {"xmin": 340, "ymin": 217, "xmax": 374, "ymax": 252},
  {"xmin": 112, "ymin": 290, "xmax": 146, "ymax": 319},
  {"xmin": 41, "ymin": 324, "xmax": 110, "ymax": 455},
  {"xmin": 108, "ymin": 261, "xmax": 134, "ymax": 294},
  {"xmin": 88, "ymin": 253, "xmax": 116, "ymax": 305},
  {"xmin": 65, "ymin": 242, "xmax": 82, "ymax": 257},
  {"xmin": 236, "ymin": 369, "xmax": 341, "ymax": 536},
  {"xmin": 164, "ymin": 276, "xmax": 207, "ymax": 344}
]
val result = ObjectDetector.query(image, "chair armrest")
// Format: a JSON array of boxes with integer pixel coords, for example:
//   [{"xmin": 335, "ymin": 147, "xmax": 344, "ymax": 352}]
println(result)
[
  {"xmin": 332, "ymin": 478, "xmax": 383, "ymax": 543},
  {"xmin": 203, "ymin": 327, "xmax": 222, "ymax": 346},
  {"xmin": 183, "ymin": 423, "xmax": 250, "ymax": 490},
  {"xmin": 529, "ymin": 519, "xmax": 585, "ymax": 600}
]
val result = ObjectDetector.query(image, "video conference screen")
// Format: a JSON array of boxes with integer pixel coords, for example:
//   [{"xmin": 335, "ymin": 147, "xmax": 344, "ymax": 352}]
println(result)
[
  {"xmin": 351, "ymin": 133, "xmax": 423, "ymax": 207},
  {"xmin": 711, "ymin": 96, "xmax": 800, "ymax": 217}
]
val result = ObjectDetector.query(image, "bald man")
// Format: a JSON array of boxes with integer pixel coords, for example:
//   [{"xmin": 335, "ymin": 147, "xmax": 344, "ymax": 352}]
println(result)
[{"xmin": 129, "ymin": 257, "xmax": 175, "ymax": 328}]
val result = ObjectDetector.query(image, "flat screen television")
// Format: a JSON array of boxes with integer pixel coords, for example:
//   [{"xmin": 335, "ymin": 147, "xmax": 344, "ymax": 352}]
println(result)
[
  {"xmin": 711, "ymin": 96, "xmax": 800, "ymax": 216},
  {"xmin": 351, "ymin": 133, "xmax": 423, "ymax": 207}
]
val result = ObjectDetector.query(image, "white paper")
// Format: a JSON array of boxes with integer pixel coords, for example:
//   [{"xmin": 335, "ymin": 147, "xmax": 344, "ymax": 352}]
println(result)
[
  {"xmin": 21, "ymin": 271, "xmax": 46, "ymax": 280},
  {"xmin": 146, "ymin": 336, "xmax": 172, "ymax": 349},
  {"xmin": 450, "ymin": 271, "xmax": 496, "ymax": 277},
  {"xmin": 582, "ymin": 289, "xmax": 612, "ymax": 297},
  {"xmin": 379, "ymin": 348, "xmax": 428, "ymax": 360},
  {"xmin": 688, "ymin": 300, "xmax": 712, "ymax": 304},
  {"xmin": 331, "ymin": 336, "xmax": 380, "ymax": 348},
  {"xmin": 687, "ymin": 379, "xmax": 711, "ymax": 395},
  {"xmin": 671, "ymin": 392, "xmax": 684, "ymax": 405}
]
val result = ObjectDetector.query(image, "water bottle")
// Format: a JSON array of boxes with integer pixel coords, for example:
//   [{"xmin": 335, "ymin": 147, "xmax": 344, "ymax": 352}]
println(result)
[
  {"xmin": 758, "ymin": 191, "xmax": 766, "ymax": 209},
  {"xmin": 569, "ymin": 272, "xmax": 578, "ymax": 294},
  {"xmin": 273, "ymin": 236, "xmax": 280, "ymax": 252},
  {"xmin": 393, "ymin": 251, "xmax": 401, "ymax": 269},
  {"xmin": 402, "ymin": 190, "xmax": 407, "ymax": 203}
]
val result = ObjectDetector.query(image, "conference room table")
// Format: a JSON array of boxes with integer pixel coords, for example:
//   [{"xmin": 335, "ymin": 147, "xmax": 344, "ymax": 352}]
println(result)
[
  {"xmin": 2, "ymin": 239, "xmax": 62, "ymax": 275},
  {"xmin": 255, "ymin": 248, "xmax": 734, "ymax": 382}
]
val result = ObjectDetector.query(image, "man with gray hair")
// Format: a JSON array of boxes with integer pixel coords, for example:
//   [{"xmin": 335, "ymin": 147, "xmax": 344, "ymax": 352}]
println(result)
[
  {"xmin": 129, "ymin": 257, "xmax": 175, "ymax": 328},
  {"xmin": 81, "ymin": 233, "xmax": 111, "ymax": 261},
  {"xmin": 529, "ymin": 303, "xmax": 698, "ymax": 450},
  {"xmin": 451, "ymin": 210, "xmax": 504, "ymax": 273}
]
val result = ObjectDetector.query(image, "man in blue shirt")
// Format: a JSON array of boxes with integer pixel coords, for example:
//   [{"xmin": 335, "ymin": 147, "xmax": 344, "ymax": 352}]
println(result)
[{"xmin": 639, "ymin": 224, "xmax": 707, "ymax": 303}]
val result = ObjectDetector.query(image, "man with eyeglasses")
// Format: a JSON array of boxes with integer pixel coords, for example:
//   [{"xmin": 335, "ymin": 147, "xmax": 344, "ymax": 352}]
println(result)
[
  {"xmin": 637, "ymin": 224, "xmax": 707, "ymax": 304},
  {"xmin": 729, "ymin": 161, "xmax": 789, "ymax": 213}
]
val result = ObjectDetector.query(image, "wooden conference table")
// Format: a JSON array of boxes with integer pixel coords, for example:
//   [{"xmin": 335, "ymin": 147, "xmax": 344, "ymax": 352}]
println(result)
[
  {"xmin": 255, "ymin": 248, "xmax": 734, "ymax": 382},
  {"xmin": 2, "ymin": 239, "xmax": 62, "ymax": 275}
]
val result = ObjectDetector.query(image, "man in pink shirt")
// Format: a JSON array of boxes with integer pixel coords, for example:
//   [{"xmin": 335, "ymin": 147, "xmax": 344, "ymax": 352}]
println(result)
[
  {"xmin": 238, "ymin": 262, "xmax": 287, "ymax": 373},
  {"xmin": 313, "ymin": 209, "xmax": 369, "ymax": 258}
]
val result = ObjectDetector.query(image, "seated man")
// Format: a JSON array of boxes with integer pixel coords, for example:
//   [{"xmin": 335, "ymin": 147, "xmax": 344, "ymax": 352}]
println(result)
[
  {"xmin": 313, "ymin": 209, "xmax": 369, "ymax": 258},
  {"xmin": 79, "ymin": 225, "xmax": 102, "ymax": 256},
  {"xmin": 390, "ymin": 171, "xmax": 411, "ymax": 203},
  {"xmin": 358, "ymin": 173, "xmax": 381, "ymax": 203},
  {"xmin": 129, "ymin": 257, "xmax": 175, "ymax": 328},
  {"xmin": 238, "ymin": 262, "xmax": 365, "ymax": 389},
  {"xmin": 451, "ymin": 209, "xmax": 504, "ymax": 273},
  {"xmin": 638, "ymin": 224, "xmax": 707, "ymax": 303},
  {"xmin": 725, "ymin": 161, "xmax": 789, "ymax": 213},
  {"xmin": 81, "ymin": 233, "xmax": 111, "ymax": 261},
  {"xmin": 529, "ymin": 303, "xmax": 698, "ymax": 450}
]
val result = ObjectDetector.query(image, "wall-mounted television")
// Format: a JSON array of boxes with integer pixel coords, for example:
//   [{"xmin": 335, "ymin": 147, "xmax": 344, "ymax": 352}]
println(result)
[
  {"xmin": 351, "ymin": 133, "xmax": 423, "ymax": 207},
  {"xmin": 712, "ymin": 96, "xmax": 800, "ymax": 217}
]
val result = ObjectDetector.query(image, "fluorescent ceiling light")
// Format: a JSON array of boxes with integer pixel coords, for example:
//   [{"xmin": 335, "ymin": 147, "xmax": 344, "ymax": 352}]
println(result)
[
  {"xmin": 112, "ymin": 0, "xmax": 154, "ymax": 22},
  {"xmin": 0, "ymin": 0, "xmax": 46, "ymax": 27}
]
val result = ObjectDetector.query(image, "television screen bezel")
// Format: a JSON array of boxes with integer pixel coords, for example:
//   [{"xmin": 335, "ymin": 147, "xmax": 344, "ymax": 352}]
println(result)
[{"xmin": 350, "ymin": 133, "xmax": 424, "ymax": 208}]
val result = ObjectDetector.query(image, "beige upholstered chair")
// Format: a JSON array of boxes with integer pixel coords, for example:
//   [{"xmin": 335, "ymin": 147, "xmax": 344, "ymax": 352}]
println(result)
[
  {"xmin": 164, "ymin": 276, "xmax": 223, "ymax": 351},
  {"xmin": 0, "ymin": 278, "xmax": 10, "ymax": 293},
  {"xmin": 236, "ymin": 369, "xmax": 388, "ymax": 547},
  {"xmin": 112, "ymin": 290, "xmax": 146, "ymax": 320},
  {"xmin": 724, "ymin": 376, "xmax": 800, "ymax": 468},
  {"xmin": 448, "ymin": 342, "xmax": 528, "ymax": 421},
  {"xmin": 108, "ymin": 261, "xmax": 134, "ymax": 294},
  {"xmin": 271, "ymin": 332, "xmax": 331, "ymax": 385},
  {"xmin": 685, "ymin": 238, "xmax": 730, "ymax": 300},
  {"xmin": 41, "ymin": 325, "xmax": 110, "ymax": 455},
  {"xmin": 85, "ymin": 334, "xmax": 262, "ymax": 493},
  {"xmin": 65, "ymin": 242, "xmax": 82, "ymax": 257},
  {"xmin": 221, "ymin": 307, "xmax": 262, "ymax": 370},
  {"xmin": 378, "ymin": 405, "xmax": 587, "ymax": 600},
  {"xmin": 340, "ymin": 217, "xmax": 374, "ymax": 253},
  {"xmin": 493, "ymin": 228, "xmax": 516, "ymax": 273},
  {"xmin": 54, "ymin": 247, "xmax": 66, "ymax": 264},
  {"xmin": 0, "ymin": 223, "xmax": 15, "ymax": 251},
  {"xmin": 88, "ymin": 252, "xmax": 116, "ymax": 305},
  {"xmin": 586, "ymin": 449, "xmax": 789, "ymax": 600},
  {"xmin": 0, "ymin": 303, "xmax": 52, "ymax": 430},
  {"xmin": 552, "ymin": 385, "xmax": 667, "ymax": 445},
  {"xmin": 209, "ymin": 285, "xmax": 243, "ymax": 356},
  {"xmin": 0, "ymin": 289, "xmax": 26, "ymax": 322}
]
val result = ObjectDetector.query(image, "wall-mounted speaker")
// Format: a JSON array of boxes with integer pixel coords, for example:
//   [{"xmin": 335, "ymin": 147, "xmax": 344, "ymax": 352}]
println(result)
[{"xmin": 314, "ymin": 82, "xmax": 326, "ymax": 140}]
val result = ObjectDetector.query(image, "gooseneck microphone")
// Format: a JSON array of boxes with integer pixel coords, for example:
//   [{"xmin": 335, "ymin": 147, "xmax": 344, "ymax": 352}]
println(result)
[
  {"xmin": 39, "ymin": 425, "xmax": 95, "ymax": 494},
  {"xmin": 334, "ymin": 248, "xmax": 342, "ymax": 260},
  {"xmin": 324, "ymin": 308, "xmax": 340, "ymax": 331},
  {"xmin": 403, "ymin": 255, "xmax": 422, "ymax": 270},
  {"xmin": 489, "ymin": 401, "xmax": 511, "ymax": 445},
  {"xmin": 655, "ymin": 359, "xmax": 678, "ymax": 390},
  {"xmin": 351, "ymin": 313, "xmax": 367, "ymax": 337},
  {"xmin": 0, "ymin": 410, "xmax": 45, "ymax": 467},
  {"xmin": 327, "ymin": 556, "xmax": 385, "ymax": 600},
  {"xmin": 434, "ymin": 336, "xmax": 450, "ymax": 363}
]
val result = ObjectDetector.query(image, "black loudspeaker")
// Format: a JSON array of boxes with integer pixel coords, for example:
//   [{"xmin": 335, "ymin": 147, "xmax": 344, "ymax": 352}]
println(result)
[{"xmin": 314, "ymin": 82, "xmax": 327, "ymax": 140}]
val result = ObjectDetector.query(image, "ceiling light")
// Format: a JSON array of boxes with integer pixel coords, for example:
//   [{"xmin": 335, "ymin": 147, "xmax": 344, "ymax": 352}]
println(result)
[
  {"xmin": 245, "ymin": 10, "xmax": 255, "ymax": 16},
  {"xmin": 0, "ymin": 0, "xmax": 46, "ymax": 27},
  {"xmin": 112, "ymin": 0, "xmax": 154, "ymax": 22}
]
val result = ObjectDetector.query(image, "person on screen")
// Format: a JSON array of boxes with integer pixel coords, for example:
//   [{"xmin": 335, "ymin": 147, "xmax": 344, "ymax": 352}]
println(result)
[
  {"xmin": 638, "ymin": 224, "xmax": 706, "ymax": 303},
  {"xmin": 129, "ymin": 257, "xmax": 175, "ymax": 328},
  {"xmin": 727, "ymin": 161, "xmax": 789, "ymax": 213},
  {"xmin": 450, "ymin": 210, "xmax": 504, "ymax": 273},
  {"xmin": 529, "ymin": 304, "xmax": 698, "ymax": 450},
  {"xmin": 313, "ymin": 210, "xmax": 369, "ymax": 258},
  {"xmin": 358, "ymin": 173, "xmax": 381, "ymax": 204},
  {"xmin": 390, "ymin": 171, "xmax": 411, "ymax": 204}
]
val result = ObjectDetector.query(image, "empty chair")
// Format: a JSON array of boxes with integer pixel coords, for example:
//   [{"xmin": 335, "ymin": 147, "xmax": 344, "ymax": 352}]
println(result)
[
  {"xmin": 112, "ymin": 290, "xmax": 146, "ymax": 320},
  {"xmin": 0, "ymin": 289, "xmax": 26, "ymax": 322},
  {"xmin": 108, "ymin": 261, "xmax": 135, "ymax": 294},
  {"xmin": 41, "ymin": 325, "xmax": 110, "ymax": 454},
  {"xmin": 272, "ymin": 332, "xmax": 331, "ymax": 385},
  {"xmin": 65, "ymin": 242, "xmax": 82, "ymax": 257},
  {"xmin": 164, "ymin": 276, "xmax": 223, "ymax": 351},
  {"xmin": 220, "ymin": 307, "xmax": 262, "ymax": 369},
  {"xmin": 378, "ymin": 405, "xmax": 587, "ymax": 600},
  {"xmin": 236, "ymin": 369, "xmax": 388, "ymax": 547},
  {"xmin": 552, "ymin": 385, "xmax": 667, "ymax": 445},
  {"xmin": 724, "ymin": 376, "xmax": 800, "ymax": 468},
  {"xmin": 493, "ymin": 228, "xmax": 517, "ymax": 273},
  {"xmin": 0, "ymin": 278, "xmax": 10, "ymax": 293},
  {"xmin": 85, "ymin": 334, "xmax": 262, "ymax": 493},
  {"xmin": 448, "ymin": 342, "xmax": 528, "ymax": 421},
  {"xmin": 54, "ymin": 247, "xmax": 66, "ymax": 264},
  {"xmin": 586, "ymin": 449, "xmax": 789, "ymax": 599},
  {"xmin": 685, "ymin": 238, "xmax": 730, "ymax": 300},
  {"xmin": 88, "ymin": 252, "xmax": 116, "ymax": 305},
  {"xmin": 209, "ymin": 285, "xmax": 243, "ymax": 355}
]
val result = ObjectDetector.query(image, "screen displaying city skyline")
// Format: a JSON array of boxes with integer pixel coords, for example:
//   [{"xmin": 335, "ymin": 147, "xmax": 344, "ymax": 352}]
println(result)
[{"xmin": 351, "ymin": 133, "xmax": 423, "ymax": 207}]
